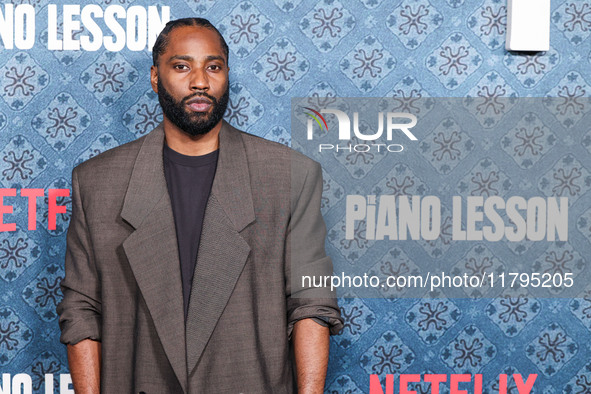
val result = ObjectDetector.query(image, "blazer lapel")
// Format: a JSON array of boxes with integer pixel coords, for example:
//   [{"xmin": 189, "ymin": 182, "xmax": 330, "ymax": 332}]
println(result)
[
  {"xmin": 120, "ymin": 124, "xmax": 188, "ymax": 392},
  {"xmin": 186, "ymin": 121, "xmax": 255, "ymax": 374}
]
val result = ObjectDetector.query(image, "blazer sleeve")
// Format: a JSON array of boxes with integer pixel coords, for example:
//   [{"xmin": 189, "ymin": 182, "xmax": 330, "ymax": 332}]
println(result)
[
  {"xmin": 286, "ymin": 158, "xmax": 344, "ymax": 338},
  {"xmin": 56, "ymin": 167, "xmax": 102, "ymax": 345}
]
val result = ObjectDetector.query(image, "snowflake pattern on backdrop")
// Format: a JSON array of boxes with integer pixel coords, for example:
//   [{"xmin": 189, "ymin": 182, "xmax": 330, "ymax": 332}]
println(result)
[
  {"xmin": 440, "ymin": 324, "xmax": 496, "ymax": 374},
  {"xmin": 300, "ymin": 0, "xmax": 355, "ymax": 53},
  {"xmin": 501, "ymin": 112, "xmax": 556, "ymax": 169},
  {"xmin": 0, "ymin": 135, "xmax": 47, "ymax": 187},
  {"xmin": 340, "ymin": 35, "xmax": 396, "ymax": 93},
  {"xmin": 387, "ymin": 0, "xmax": 443, "ymax": 50},
  {"xmin": 0, "ymin": 52, "xmax": 49, "ymax": 111},
  {"xmin": 80, "ymin": 52, "xmax": 138, "ymax": 107},
  {"xmin": 32, "ymin": 92, "xmax": 91, "ymax": 152},
  {"xmin": 426, "ymin": 33, "xmax": 482, "ymax": 90},
  {"xmin": 218, "ymin": 1, "xmax": 274, "ymax": 59},
  {"xmin": 525, "ymin": 323, "xmax": 578, "ymax": 377},
  {"xmin": 252, "ymin": 37, "xmax": 309, "ymax": 96}
]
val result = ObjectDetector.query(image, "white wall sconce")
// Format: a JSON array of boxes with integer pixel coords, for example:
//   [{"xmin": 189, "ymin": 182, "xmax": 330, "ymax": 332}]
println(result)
[{"xmin": 506, "ymin": 0, "xmax": 551, "ymax": 51}]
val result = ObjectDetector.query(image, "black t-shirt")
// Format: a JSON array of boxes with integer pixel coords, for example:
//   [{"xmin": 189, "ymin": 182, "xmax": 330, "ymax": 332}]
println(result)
[{"xmin": 163, "ymin": 142, "xmax": 218, "ymax": 319}]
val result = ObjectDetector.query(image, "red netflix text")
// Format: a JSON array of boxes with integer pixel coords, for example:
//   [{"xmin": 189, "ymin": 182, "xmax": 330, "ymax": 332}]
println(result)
[
  {"xmin": 0, "ymin": 188, "xmax": 70, "ymax": 231},
  {"xmin": 370, "ymin": 373, "xmax": 537, "ymax": 394}
]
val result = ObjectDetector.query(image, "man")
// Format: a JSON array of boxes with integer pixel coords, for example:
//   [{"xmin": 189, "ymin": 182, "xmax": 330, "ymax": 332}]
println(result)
[{"xmin": 57, "ymin": 18, "xmax": 343, "ymax": 393}]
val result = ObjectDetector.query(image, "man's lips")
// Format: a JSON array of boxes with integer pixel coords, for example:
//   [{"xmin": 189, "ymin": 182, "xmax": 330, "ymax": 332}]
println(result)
[{"xmin": 185, "ymin": 96, "xmax": 213, "ymax": 112}]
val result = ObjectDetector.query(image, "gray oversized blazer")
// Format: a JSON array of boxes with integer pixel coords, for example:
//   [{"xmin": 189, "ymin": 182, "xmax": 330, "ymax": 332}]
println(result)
[{"xmin": 57, "ymin": 121, "xmax": 343, "ymax": 393}]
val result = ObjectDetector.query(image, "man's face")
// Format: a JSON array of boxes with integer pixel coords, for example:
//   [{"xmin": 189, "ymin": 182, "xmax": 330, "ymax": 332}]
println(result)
[{"xmin": 151, "ymin": 25, "xmax": 229, "ymax": 137}]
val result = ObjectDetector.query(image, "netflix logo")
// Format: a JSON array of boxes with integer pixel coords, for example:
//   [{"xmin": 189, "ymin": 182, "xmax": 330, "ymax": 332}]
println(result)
[
  {"xmin": 0, "ymin": 188, "xmax": 70, "ymax": 231},
  {"xmin": 370, "ymin": 373, "xmax": 537, "ymax": 394}
]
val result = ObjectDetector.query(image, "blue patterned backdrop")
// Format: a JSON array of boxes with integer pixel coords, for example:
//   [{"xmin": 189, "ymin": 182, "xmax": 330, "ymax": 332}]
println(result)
[{"xmin": 0, "ymin": 0, "xmax": 590, "ymax": 392}]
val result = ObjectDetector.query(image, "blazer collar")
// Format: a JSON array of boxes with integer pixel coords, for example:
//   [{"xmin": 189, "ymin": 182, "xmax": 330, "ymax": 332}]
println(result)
[
  {"xmin": 121, "ymin": 122, "xmax": 168, "ymax": 229},
  {"xmin": 121, "ymin": 121, "xmax": 255, "ymax": 231},
  {"xmin": 211, "ymin": 120, "xmax": 255, "ymax": 232}
]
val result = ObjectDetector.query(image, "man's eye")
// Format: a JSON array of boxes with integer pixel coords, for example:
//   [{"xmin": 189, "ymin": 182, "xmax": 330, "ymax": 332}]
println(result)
[
  {"xmin": 174, "ymin": 64, "xmax": 188, "ymax": 70},
  {"xmin": 208, "ymin": 65, "xmax": 221, "ymax": 71}
]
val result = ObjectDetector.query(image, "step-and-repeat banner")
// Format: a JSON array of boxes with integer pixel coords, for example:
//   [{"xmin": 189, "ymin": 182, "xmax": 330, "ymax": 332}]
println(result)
[{"xmin": 1, "ymin": 0, "xmax": 591, "ymax": 393}]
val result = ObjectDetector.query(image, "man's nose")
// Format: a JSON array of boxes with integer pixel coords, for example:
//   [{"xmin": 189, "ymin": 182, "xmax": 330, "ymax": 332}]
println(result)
[{"xmin": 189, "ymin": 68, "xmax": 209, "ymax": 91}]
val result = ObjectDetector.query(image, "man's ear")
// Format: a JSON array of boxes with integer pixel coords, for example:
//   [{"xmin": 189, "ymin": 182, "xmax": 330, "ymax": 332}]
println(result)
[{"xmin": 150, "ymin": 65, "xmax": 158, "ymax": 93}]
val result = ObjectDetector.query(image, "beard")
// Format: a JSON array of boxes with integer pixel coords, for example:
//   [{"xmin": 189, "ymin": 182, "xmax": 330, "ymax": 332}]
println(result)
[{"xmin": 157, "ymin": 77, "xmax": 229, "ymax": 137}]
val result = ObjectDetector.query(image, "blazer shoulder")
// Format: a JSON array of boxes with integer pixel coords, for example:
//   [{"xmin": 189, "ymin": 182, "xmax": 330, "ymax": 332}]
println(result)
[
  {"xmin": 235, "ymin": 126, "xmax": 319, "ymax": 170},
  {"xmin": 73, "ymin": 134, "xmax": 146, "ymax": 179}
]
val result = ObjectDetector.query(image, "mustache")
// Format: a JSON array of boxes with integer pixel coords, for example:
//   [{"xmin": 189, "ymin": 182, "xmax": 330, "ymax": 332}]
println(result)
[{"xmin": 182, "ymin": 92, "xmax": 218, "ymax": 105}]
